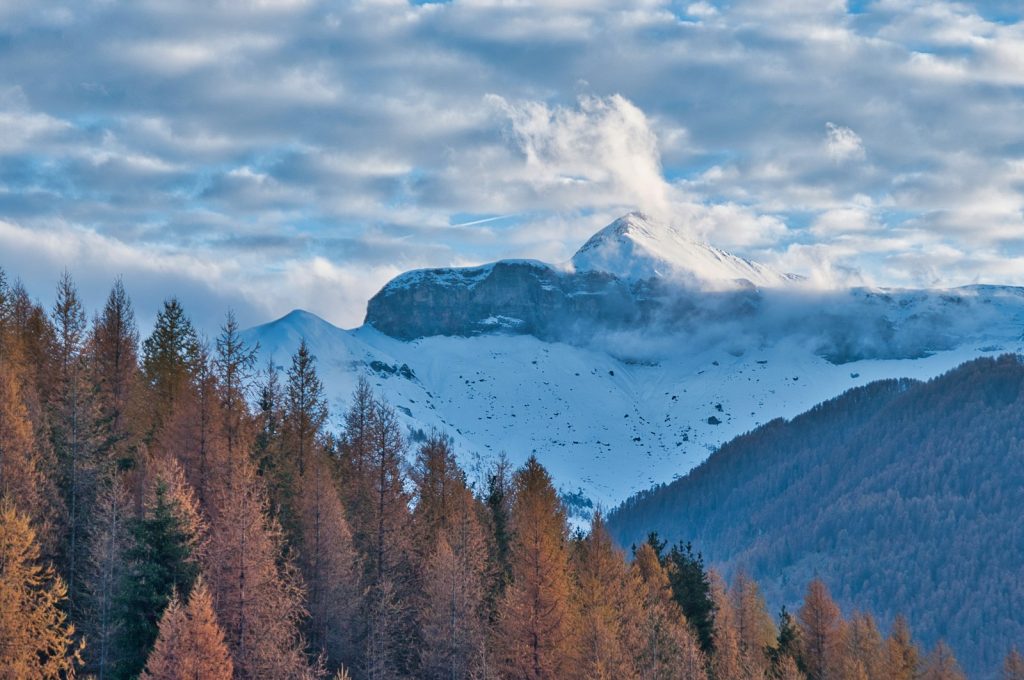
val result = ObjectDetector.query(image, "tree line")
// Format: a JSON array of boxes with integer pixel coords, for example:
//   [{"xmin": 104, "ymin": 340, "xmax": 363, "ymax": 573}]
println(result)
[{"xmin": 0, "ymin": 269, "xmax": 1020, "ymax": 679}]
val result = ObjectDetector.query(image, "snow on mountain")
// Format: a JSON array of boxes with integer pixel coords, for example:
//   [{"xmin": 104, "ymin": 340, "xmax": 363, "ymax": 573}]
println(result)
[
  {"xmin": 244, "ymin": 214, "xmax": 1024, "ymax": 516},
  {"xmin": 571, "ymin": 212, "xmax": 798, "ymax": 287}
]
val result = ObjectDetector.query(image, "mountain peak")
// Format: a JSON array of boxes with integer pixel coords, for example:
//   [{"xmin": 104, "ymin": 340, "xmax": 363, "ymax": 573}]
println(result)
[{"xmin": 572, "ymin": 212, "xmax": 796, "ymax": 288}]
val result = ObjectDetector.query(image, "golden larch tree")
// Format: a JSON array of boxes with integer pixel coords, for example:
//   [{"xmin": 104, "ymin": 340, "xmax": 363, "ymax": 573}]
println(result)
[
  {"xmin": 797, "ymin": 579, "xmax": 843, "ymax": 680},
  {"xmin": 0, "ymin": 502, "xmax": 83, "ymax": 678},
  {"xmin": 142, "ymin": 577, "xmax": 233, "ymax": 680}
]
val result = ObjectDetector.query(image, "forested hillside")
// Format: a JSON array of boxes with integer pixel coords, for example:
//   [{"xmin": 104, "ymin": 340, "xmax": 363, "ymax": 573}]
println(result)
[
  {"xmin": 609, "ymin": 354, "xmax": 1024, "ymax": 678},
  {"xmin": 0, "ymin": 267, "xmax": 1014, "ymax": 679}
]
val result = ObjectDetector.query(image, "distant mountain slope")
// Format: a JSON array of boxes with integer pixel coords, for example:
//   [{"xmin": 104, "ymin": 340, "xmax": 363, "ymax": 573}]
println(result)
[{"xmin": 607, "ymin": 355, "xmax": 1024, "ymax": 678}]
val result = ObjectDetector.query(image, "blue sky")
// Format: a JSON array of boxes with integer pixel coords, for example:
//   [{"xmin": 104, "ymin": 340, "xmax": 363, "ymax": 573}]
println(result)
[{"xmin": 1, "ymin": 0, "xmax": 1024, "ymax": 329}]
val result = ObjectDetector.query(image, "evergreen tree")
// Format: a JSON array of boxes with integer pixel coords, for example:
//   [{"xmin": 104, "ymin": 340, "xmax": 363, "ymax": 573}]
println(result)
[
  {"xmin": 664, "ymin": 541, "xmax": 716, "ymax": 655},
  {"xmin": 89, "ymin": 277, "xmax": 139, "ymax": 469},
  {"xmin": 769, "ymin": 606, "xmax": 801, "ymax": 679},
  {"xmin": 213, "ymin": 311, "xmax": 258, "ymax": 466},
  {"xmin": 0, "ymin": 501, "xmax": 84, "ymax": 677},
  {"xmin": 141, "ymin": 298, "xmax": 200, "ymax": 436},
  {"xmin": 50, "ymin": 270, "xmax": 93, "ymax": 611},
  {"xmin": 141, "ymin": 577, "xmax": 233, "ymax": 680},
  {"xmin": 114, "ymin": 479, "xmax": 200, "ymax": 679}
]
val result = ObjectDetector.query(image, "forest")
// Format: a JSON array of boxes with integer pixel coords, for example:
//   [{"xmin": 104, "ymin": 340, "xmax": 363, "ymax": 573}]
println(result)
[
  {"xmin": 608, "ymin": 354, "xmax": 1024, "ymax": 678},
  {"xmin": 0, "ymin": 268, "xmax": 1019, "ymax": 680}
]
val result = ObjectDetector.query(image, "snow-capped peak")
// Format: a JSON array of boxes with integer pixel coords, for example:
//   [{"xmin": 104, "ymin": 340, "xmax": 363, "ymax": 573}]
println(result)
[{"xmin": 571, "ymin": 212, "xmax": 796, "ymax": 288}]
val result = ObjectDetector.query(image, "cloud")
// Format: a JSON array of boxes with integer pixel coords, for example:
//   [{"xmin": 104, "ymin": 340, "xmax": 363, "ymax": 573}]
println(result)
[
  {"xmin": 1, "ymin": 0, "xmax": 1024, "ymax": 327},
  {"xmin": 825, "ymin": 123, "xmax": 866, "ymax": 163}
]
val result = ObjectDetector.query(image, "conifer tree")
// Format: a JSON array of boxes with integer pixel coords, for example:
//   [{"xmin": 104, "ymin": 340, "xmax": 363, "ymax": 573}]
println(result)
[
  {"xmin": 631, "ymin": 542, "xmax": 707, "ymax": 680},
  {"xmin": 1004, "ymin": 648, "xmax": 1024, "ymax": 680},
  {"xmin": 841, "ymin": 612, "xmax": 885, "ymax": 680},
  {"xmin": 731, "ymin": 569, "xmax": 776, "ymax": 678},
  {"xmin": 114, "ymin": 477, "xmax": 201, "ymax": 679},
  {"xmin": 665, "ymin": 541, "xmax": 716, "ymax": 655},
  {"xmin": 141, "ymin": 577, "xmax": 233, "ymax": 680},
  {"xmin": 205, "ymin": 457, "xmax": 309, "ymax": 679},
  {"xmin": 213, "ymin": 311, "xmax": 258, "ymax": 467},
  {"xmin": 570, "ymin": 511, "xmax": 643, "ymax": 680},
  {"xmin": 710, "ymin": 571, "xmax": 743, "ymax": 680},
  {"xmin": 497, "ymin": 456, "xmax": 577, "ymax": 680},
  {"xmin": 920, "ymin": 641, "xmax": 966, "ymax": 680},
  {"xmin": 83, "ymin": 474, "xmax": 133, "ymax": 680},
  {"xmin": 797, "ymin": 579, "xmax": 843, "ymax": 680},
  {"xmin": 886, "ymin": 614, "xmax": 920, "ymax": 680},
  {"xmin": 483, "ymin": 453, "xmax": 513, "ymax": 623},
  {"xmin": 141, "ymin": 298, "xmax": 200, "ymax": 437},
  {"xmin": 769, "ymin": 607, "xmax": 802, "ymax": 679},
  {"xmin": 51, "ymin": 270, "xmax": 93, "ymax": 610},
  {"xmin": 413, "ymin": 434, "xmax": 489, "ymax": 680},
  {"xmin": 89, "ymin": 277, "xmax": 139, "ymax": 469},
  {"xmin": 284, "ymin": 338, "xmax": 326, "ymax": 479},
  {"xmin": 0, "ymin": 501, "xmax": 83, "ymax": 677}
]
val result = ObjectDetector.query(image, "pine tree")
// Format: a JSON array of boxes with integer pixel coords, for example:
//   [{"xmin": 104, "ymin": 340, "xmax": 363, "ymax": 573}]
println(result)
[
  {"xmin": 796, "ymin": 579, "xmax": 843, "ymax": 680},
  {"xmin": 483, "ymin": 453, "xmax": 513, "ymax": 625},
  {"xmin": 213, "ymin": 311, "xmax": 258, "ymax": 467},
  {"xmin": 284, "ymin": 338, "xmax": 326, "ymax": 479},
  {"xmin": 0, "ymin": 501, "xmax": 83, "ymax": 677},
  {"xmin": 1004, "ymin": 648, "xmax": 1024, "ymax": 680},
  {"xmin": 497, "ymin": 456, "xmax": 577, "ymax": 680},
  {"xmin": 920, "ymin": 641, "xmax": 966, "ymax": 680},
  {"xmin": 886, "ymin": 615, "xmax": 919, "ymax": 680},
  {"xmin": 141, "ymin": 577, "xmax": 233, "ymax": 680}
]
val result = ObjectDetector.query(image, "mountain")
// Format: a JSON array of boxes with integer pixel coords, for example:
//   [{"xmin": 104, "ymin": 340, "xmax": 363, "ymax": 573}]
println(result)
[
  {"xmin": 606, "ymin": 355, "xmax": 1024, "ymax": 678},
  {"xmin": 570, "ymin": 212, "xmax": 799, "ymax": 287},
  {"xmin": 244, "ymin": 213, "xmax": 1024, "ymax": 513}
]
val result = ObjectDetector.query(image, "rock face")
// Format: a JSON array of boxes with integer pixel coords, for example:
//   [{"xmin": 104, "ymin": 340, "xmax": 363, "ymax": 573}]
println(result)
[{"xmin": 364, "ymin": 213, "xmax": 784, "ymax": 341}]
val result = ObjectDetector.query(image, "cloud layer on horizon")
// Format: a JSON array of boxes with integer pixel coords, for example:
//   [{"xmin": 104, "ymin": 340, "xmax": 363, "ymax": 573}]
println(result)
[{"xmin": 1, "ymin": 0, "xmax": 1023, "ymax": 329}]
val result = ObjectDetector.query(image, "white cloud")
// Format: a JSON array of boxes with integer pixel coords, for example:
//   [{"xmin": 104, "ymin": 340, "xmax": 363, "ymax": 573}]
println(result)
[{"xmin": 825, "ymin": 122, "xmax": 866, "ymax": 163}]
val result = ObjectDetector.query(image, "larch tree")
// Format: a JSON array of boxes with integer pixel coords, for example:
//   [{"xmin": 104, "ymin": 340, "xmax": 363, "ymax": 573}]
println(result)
[
  {"xmin": 630, "ymin": 542, "xmax": 707, "ymax": 680},
  {"xmin": 885, "ymin": 614, "xmax": 920, "ymax": 680},
  {"xmin": 1004, "ymin": 648, "xmax": 1024, "ymax": 680},
  {"xmin": 497, "ymin": 456, "xmax": 578, "ymax": 680},
  {"xmin": 709, "ymin": 571, "xmax": 743, "ymax": 680},
  {"xmin": 731, "ymin": 569, "xmax": 776, "ymax": 678},
  {"xmin": 920, "ymin": 641, "xmax": 966, "ymax": 680},
  {"xmin": 413, "ymin": 434, "xmax": 489, "ymax": 680},
  {"xmin": 83, "ymin": 473, "xmax": 133, "ymax": 680},
  {"xmin": 213, "ymin": 311, "xmax": 258, "ymax": 468},
  {"xmin": 797, "ymin": 579, "xmax": 843, "ymax": 680},
  {"xmin": 204, "ymin": 456, "xmax": 309, "ymax": 679},
  {"xmin": 570, "ymin": 511, "xmax": 643, "ymax": 680},
  {"xmin": 141, "ymin": 577, "xmax": 233, "ymax": 680},
  {"xmin": 841, "ymin": 612, "xmax": 886, "ymax": 680},
  {"xmin": 0, "ymin": 501, "xmax": 83, "ymax": 677}
]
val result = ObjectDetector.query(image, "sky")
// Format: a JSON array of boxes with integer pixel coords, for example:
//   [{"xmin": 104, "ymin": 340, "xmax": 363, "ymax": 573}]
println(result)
[{"xmin": 2, "ymin": 0, "xmax": 1024, "ymax": 331}]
